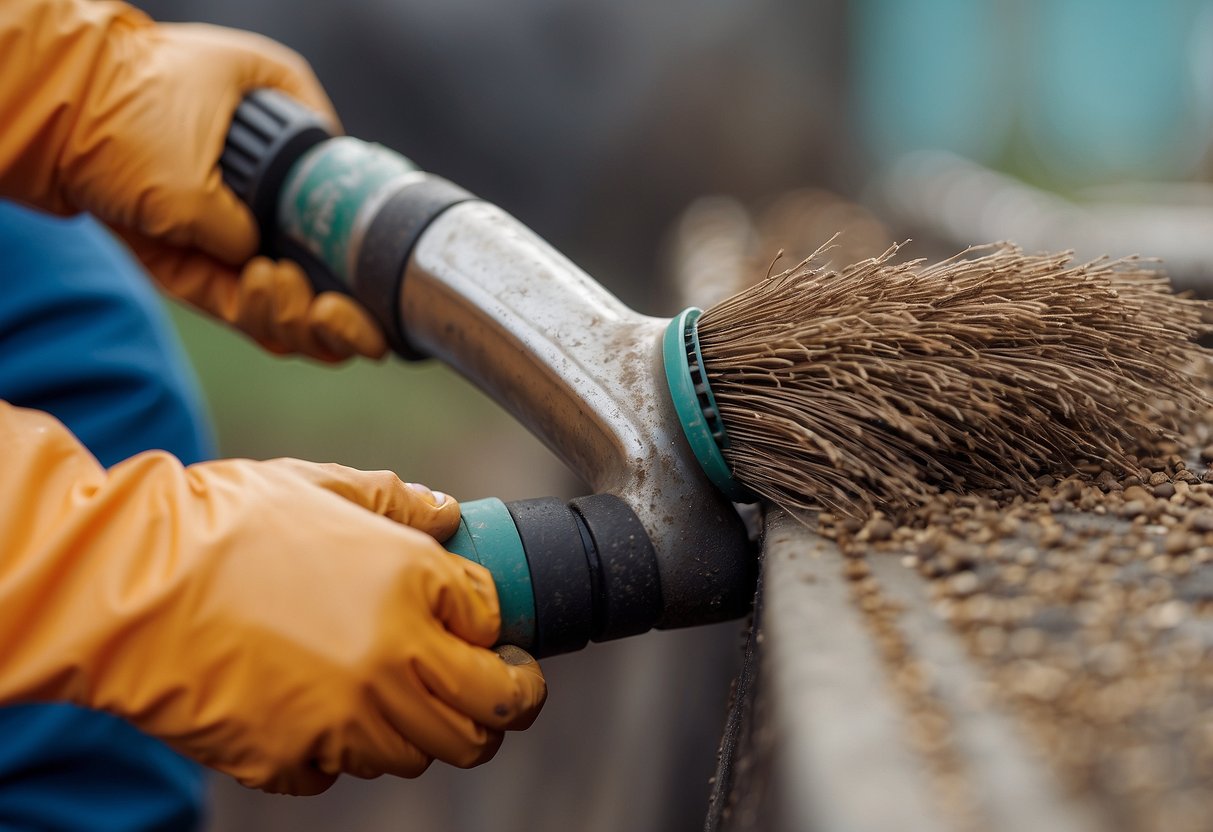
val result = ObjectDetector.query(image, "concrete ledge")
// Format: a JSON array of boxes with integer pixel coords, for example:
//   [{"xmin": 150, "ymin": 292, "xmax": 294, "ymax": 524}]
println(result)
[{"xmin": 709, "ymin": 509, "xmax": 1104, "ymax": 832}]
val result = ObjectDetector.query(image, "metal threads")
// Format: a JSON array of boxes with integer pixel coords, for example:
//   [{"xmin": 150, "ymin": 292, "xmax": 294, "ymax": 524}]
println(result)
[{"xmin": 695, "ymin": 243, "xmax": 1213, "ymax": 519}]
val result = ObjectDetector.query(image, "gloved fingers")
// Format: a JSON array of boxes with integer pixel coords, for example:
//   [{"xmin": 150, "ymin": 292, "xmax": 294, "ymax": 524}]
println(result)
[
  {"xmin": 418, "ymin": 634, "xmax": 548, "ymax": 733},
  {"xmin": 138, "ymin": 23, "xmax": 339, "ymax": 264},
  {"xmin": 117, "ymin": 234, "xmax": 379, "ymax": 363},
  {"xmin": 261, "ymin": 458, "xmax": 462, "ymax": 540},
  {"xmin": 343, "ymin": 739, "xmax": 433, "ymax": 782},
  {"xmin": 377, "ymin": 670, "xmax": 506, "ymax": 769},
  {"xmin": 226, "ymin": 259, "xmax": 387, "ymax": 362},
  {"xmin": 104, "ymin": 166, "xmax": 261, "ymax": 267},
  {"xmin": 125, "ymin": 246, "xmax": 292, "ymax": 353},
  {"xmin": 400, "ymin": 484, "xmax": 463, "ymax": 541},
  {"xmin": 232, "ymin": 257, "xmax": 327, "ymax": 358},
  {"xmin": 164, "ymin": 168, "xmax": 263, "ymax": 268},
  {"xmin": 118, "ymin": 230, "xmax": 243, "ymax": 322},
  {"xmin": 459, "ymin": 729, "xmax": 505, "ymax": 769},
  {"xmin": 123, "ymin": 228, "xmax": 395, "ymax": 366},
  {"xmin": 326, "ymin": 714, "xmax": 433, "ymax": 781},
  {"xmin": 413, "ymin": 556, "xmax": 501, "ymax": 648},
  {"xmin": 184, "ymin": 22, "xmax": 341, "ymax": 128},
  {"xmin": 236, "ymin": 761, "xmax": 337, "ymax": 796},
  {"xmin": 310, "ymin": 293, "xmax": 390, "ymax": 361}
]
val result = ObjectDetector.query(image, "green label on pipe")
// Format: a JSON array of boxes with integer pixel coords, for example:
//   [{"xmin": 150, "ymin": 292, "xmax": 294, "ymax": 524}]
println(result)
[{"xmin": 277, "ymin": 137, "xmax": 417, "ymax": 283}]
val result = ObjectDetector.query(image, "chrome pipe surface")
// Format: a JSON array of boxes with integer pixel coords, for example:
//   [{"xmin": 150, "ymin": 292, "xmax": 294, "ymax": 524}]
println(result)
[{"xmin": 400, "ymin": 201, "xmax": 753, "ymax": 628}]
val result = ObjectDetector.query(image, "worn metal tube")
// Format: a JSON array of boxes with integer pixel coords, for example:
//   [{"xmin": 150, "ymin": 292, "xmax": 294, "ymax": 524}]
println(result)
[
  {"xmin": 220, "ymin": 90, "xmax": 755, "ymax": 637},
  {"xmin": 400, "ymin": 202, "xmax": 753, "ymax": 628}
]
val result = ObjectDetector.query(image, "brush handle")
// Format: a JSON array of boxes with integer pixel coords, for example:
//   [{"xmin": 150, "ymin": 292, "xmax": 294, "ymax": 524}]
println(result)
[
  {"xmin": 396, "ymin": 200, "xmax": 752, "ymax": 630},
  {"xmin": 221, "ymin": 89, "xmax": 471, "ymax": 357},
  {"xmin": 447, "ymin": 495, "xmax": 661, "ymax": 656},
  {"xmin": 219, "ymin": 91, "xmax": 669, "ymax": 656},
  {"xmin": 219, "ymin": 89, "xmax": 754, "ymax": 648}
]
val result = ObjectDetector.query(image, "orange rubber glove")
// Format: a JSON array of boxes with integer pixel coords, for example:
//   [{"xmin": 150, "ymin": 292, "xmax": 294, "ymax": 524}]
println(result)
[
  {"xmin": 0, "ymin": 401, "xmax": 546, "ymax": 794},
  {"xmin": 0, "ymin": 0, "xmax": 386, "ymax": 361}
]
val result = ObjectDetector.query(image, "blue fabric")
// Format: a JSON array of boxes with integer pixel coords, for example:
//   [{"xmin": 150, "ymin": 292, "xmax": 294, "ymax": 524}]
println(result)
[{"xmin": 0, "ymin": 202, "xmax": 214, "ymax": 832}]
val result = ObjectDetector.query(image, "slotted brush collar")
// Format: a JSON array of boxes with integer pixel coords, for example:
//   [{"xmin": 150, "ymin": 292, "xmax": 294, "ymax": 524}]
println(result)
[{"xmin": 663, "ymin": 308, "xmax": 758, "ymax": 504}]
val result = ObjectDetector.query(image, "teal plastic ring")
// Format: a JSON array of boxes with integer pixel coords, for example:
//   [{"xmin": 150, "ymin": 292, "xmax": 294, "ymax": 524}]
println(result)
[
  {"xmin": 662, "ymin": 308, "xmax": 759, "ymax": 504},
  {"xmin": 443, "ymin": 497, "xmax": 537, "ymax": 648}
]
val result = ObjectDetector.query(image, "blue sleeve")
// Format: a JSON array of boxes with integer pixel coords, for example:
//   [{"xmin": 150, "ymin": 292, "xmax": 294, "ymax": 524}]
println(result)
[{"xmin": 0, "ymin": 202, "xmax": 215, "ymax": 832}]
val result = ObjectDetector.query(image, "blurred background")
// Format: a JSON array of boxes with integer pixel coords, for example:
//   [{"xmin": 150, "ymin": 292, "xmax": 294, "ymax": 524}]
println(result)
[{"xmin": 130, "ymin": 0, "xmax": 1213, "ymax": 829}]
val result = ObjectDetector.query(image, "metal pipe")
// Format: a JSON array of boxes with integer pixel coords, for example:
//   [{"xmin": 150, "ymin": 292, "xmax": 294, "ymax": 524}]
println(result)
[
  {"xmin": 220, "ymin": 90, "xmax": 755, "ymax": 641},
  {"xmin": 401, "ymin": 202, "xmax": 752, "ymax": 628}
]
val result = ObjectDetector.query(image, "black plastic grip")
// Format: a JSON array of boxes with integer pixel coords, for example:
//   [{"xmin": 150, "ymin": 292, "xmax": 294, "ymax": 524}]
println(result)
[
  {"xmin": 571, "ymin": 494, "xmax": 663, "ymax": 642},
  {"xmin": 504, "ymin": 495, "xmax": 662, "ymax": 656},
  {"xmin": 220, "ymin": 89, "xmax": 475, "ymax": 358},
  {"xmin": 506, "ymin": 498, "xmax": 594, "ymax": 655},
  {"xmin": 221, "ymin": 89, "xmax": 333, "ymax": 244},
  {"xmin": 354, "ymin": 178, "xmax": 475, "ymax": 359}
]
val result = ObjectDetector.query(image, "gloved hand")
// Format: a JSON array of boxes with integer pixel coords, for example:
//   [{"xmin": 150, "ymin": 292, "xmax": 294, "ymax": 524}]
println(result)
[
  {"xmin": 0, "ymin": 0, "xmax": 386, "ymax": 361},
  {"xmin": 0, "ymin": 401, "xmax": 545, "ymax": 794}
]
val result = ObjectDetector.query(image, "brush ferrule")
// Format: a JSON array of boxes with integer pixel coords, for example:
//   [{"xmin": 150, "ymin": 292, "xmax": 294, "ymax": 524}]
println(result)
[{"xmin": 663, "ymin": 308, "xmax": 758, "ymax": 504}]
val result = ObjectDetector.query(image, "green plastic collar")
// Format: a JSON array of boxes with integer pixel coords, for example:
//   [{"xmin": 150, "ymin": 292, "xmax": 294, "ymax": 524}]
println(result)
[
  {"xmin": 278, "ymin": 137, "xmax": 418, "ymax": 283},
  {"xmin": 662, "ymin": 308, "xmax": 758, "ymax": 504},
  {"xmin": 443, "ymin": 498, "xmax": 537, "ymax": 648}
]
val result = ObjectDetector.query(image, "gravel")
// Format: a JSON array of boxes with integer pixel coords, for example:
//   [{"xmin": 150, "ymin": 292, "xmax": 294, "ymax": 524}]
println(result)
[{"xmin": 815, "ymin": 404, "xmax": 1213, "ymax": 832}]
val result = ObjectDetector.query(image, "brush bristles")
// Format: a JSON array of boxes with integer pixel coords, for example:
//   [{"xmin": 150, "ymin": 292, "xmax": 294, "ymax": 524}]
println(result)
[{"xmin": 696, "ymin": 243, "xmax": 1213, "ymax": 518}]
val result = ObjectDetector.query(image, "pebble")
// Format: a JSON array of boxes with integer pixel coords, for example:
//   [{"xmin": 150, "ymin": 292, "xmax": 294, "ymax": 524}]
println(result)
[
  {"xmin": 843, "ymin": 559, "xmax": 871, "ymax": 581},
  {"xmin": 1148, "ymin": 600, "xmax": 1185, "ymax": 629},
  {"xmin": 1123, "ymin": 485, "xmax": 1151, "ymax": 502},
  {"xmin": 948, "ymin": 571, "xmax": 980, "ymax": 597},
  {"xmin": 864, "ymin": 518, "xmax": 894, "ymax": 542},
  {"xmin": 1120, "ymin": 500, "xmax": 1146, "ymax": 518},
  {"xmin": 1166, "ymin": 532, "xmax": 1194, "ymax": 555}
]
